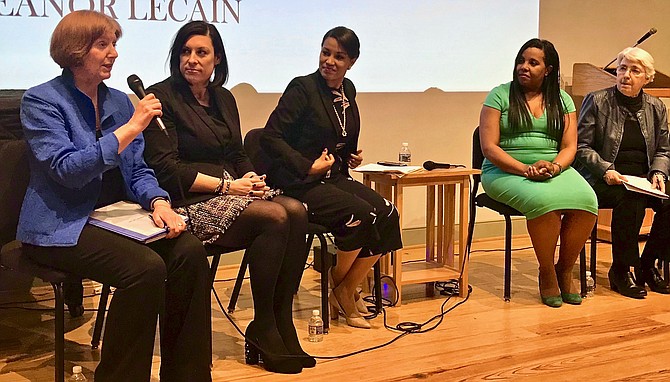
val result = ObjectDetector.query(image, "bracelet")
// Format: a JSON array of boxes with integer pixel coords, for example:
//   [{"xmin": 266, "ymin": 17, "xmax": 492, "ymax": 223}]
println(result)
[
  {"xmin": 150, "ymin": 197, "xmax": 169, "ymax": 211},
  {"xmin": 552, "ymin": 162, "xmax": 563, "ymax": 175},
  {"xmin": 213, "ymin": 178, "xmax": 225, "ymax": 194},
  {"xmin": 653, "ymin": 171, "xmax": 668, "ymax": 182},
  {"xmin": 223, "ymin": 179, "xmax": 231, "ymax": 194}
]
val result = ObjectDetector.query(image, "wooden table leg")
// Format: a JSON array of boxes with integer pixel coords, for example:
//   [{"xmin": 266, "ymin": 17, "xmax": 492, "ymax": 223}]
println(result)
[
  {"xmin": 444, "ymin": 184, "xmax": 456, "ymax": 268},
  {"xmin": 436, "ymin": 185, "xmax": 444, "ymax": 264},
  {"xmin": 393, "ymin": 184, "xmax": 404, "ymax": 305},
  {"xmin": 426, "ymin": 185, "xmax": 436, "ymax": 262},
  {"xmin": 459, "ymin": 179, "xmax": 470, "ymax": 297},
  {"xmin": 375, "ymin": 183, "xmax": 393, "ymax": 275}
]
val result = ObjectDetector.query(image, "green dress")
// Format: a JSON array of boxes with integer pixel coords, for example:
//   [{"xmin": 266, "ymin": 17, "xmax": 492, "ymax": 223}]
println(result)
[{"xmin": 481, "ymin": 82, "xmax": 597, "ymax": 220}]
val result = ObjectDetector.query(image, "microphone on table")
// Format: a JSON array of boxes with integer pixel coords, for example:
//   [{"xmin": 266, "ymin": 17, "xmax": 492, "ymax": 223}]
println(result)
[
  {"xmin": 423, "ymin": 160, "xmax": 464, "ymax": 171},
  {"xmin": 127, "ymin": 74, "xmax": 168, "ymax": 137},
  {"xmin": 603, "ymin": 27, "xmax": 657, "ymax": 69}
]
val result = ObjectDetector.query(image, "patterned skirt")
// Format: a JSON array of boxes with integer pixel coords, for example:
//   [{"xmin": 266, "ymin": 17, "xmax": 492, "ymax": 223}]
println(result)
[{"xmin": 175, "ymin": 188, "xmax": 282, "ymax": 245}]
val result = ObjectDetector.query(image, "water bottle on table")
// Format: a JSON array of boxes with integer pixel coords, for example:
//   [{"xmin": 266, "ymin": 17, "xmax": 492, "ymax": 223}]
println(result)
[{"xmin": 398, "ymin": 142, "xmax": 411, "ymax": 164}]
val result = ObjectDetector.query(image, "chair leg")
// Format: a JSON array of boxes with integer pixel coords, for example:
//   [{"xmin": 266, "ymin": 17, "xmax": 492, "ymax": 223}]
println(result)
[
  {"xmin": 579, "ymin": 246, "xmax": 587, "ymax": 297},
  {"xmin": 317, "ymin": 233, "xmax": 331, "ymax": 334},
  {"xmin": 52, "ymin": 282, "xmax": 65, "ymax": 382},
  {"xmin": 503, "ymin": 215, "xmax": 512, "ymax": 302},
  {"xmin": 227, "ymin": 252, "xmax": 248, "ymax": 314},
  {"xmin": 91, "ymin": 284, "xmax": 111, "ymax": 349},
  {"xmin": 373, "ymin": 260, "xmax": 382, "ymax": 314},
  {"xmin": 590, "ymin": 221, "xmax": 598, "ymax": 289}
]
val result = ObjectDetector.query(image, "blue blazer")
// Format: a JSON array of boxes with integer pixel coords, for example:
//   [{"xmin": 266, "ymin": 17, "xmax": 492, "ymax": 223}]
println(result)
[{"xmin": 18, "ymin": 70, "xmax": 168, "ymax": 246}]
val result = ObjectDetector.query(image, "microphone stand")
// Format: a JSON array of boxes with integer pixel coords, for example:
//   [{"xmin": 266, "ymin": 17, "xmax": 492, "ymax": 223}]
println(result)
[{"xmin": 603, "ymin": 29, "xmax": 656, "ymax": 70}]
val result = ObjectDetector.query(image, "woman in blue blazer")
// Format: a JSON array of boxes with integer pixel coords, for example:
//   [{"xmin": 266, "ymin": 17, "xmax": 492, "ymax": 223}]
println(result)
[
  {"xmin": 18, "ymin": 11, "xmax": 211, "ymax": 382},
  {"xmin": 261, "ymin": 26, "xmax": 403, "ymax": 329}
]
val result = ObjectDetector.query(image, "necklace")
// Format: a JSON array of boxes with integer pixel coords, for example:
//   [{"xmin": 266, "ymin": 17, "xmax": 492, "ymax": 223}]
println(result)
[{"xmin": 331, "ymin": 84, "xmax": 349, "ymax": 137}]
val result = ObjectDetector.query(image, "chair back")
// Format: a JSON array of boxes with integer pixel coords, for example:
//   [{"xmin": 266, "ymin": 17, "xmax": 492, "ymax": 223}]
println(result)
[
  {"xmin": 243, "ymin": 128, "xmax": 272, "ymax": 177},
  {"xmin": 0, "ymin": 90, "xmax": 29, "ymax": 247},
  {"xmin": 471, "ymin": 126, "xmax": 485, "ymax": 193}
]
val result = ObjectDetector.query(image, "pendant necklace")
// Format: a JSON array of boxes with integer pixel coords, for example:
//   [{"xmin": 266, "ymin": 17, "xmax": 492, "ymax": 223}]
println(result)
[{"xmin": 332, "ymin": 84, "xmax": 349, "ymax": 137}]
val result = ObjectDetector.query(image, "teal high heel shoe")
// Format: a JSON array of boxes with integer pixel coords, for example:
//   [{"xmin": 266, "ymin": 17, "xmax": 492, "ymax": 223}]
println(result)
[
  {"xmin": 560, "ymin": 293, "xmax": 582, "ymax": 305},
  {"xmin": 555, "ymin": 265, "xmax": 582, "ymax": 305},
  {"xmin": 541, "ymin": 295, "xmax": 563, "ymax": 308},
  {"xmin": 539, "ymin": 271, "xmax": 562, "ymax": 308}
]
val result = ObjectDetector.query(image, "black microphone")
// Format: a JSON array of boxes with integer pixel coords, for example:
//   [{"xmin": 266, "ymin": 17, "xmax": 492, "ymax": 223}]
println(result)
[
  {"xmin": 603, "ymin": 28, "xmax": 658, "ymax": 69},
  {"xmin": 423, "ymin": 160, "xmax": 458, "ymax": 170},
  {"xmin": 127, "ymin": 74, "xmax": 168, "ymax": 136},
  {"xmin": 636, "ymin": 27, "xmax": 657, "ymax": 45}
]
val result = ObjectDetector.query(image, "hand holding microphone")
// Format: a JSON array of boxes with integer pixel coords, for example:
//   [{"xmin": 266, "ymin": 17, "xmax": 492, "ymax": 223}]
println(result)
[{"xmin": 127, "ymin": 74, "xmax": 168, "ymax": 136}]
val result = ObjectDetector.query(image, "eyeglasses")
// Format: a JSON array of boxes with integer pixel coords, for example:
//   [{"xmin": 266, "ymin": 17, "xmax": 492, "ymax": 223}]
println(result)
[{"xmin": 616, "ymin": 65, "xmax": 645, "ymax": 77}]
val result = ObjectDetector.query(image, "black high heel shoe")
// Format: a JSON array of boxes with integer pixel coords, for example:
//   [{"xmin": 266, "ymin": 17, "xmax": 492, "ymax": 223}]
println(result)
[
  {"xmin": 244, "ymin": 321, "xmax": 303, "ymax": 374},
  {"xmin": 275, "ymin": 320, "xmax": 316, "ymax": 368}
]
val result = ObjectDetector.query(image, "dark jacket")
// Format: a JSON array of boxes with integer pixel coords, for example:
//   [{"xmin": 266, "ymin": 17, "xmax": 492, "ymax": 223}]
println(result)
[
  {"xmin": 575, "ymin": 86, "xmax": 670, "ymax": 185},
  {"xmin": 143, "ymin": 77, "xmax": 255, "ymax": 206},
  {"xmin": 260, "ymin": 71, "xmax": 360, "ymax": 189}
]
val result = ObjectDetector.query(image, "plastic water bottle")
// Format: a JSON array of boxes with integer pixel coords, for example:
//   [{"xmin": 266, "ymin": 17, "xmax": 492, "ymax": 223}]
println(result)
[
  {"xmin": 398, "ymin": 142, "xmax": 411, "ymax": 164},
  {"xmin": 585, "ymin": 271, "xmax": 595, "ymax": 298},
  {"xmin": 69, "ymin": 366, "xmax": 87, "ymax": 381},
  {"xmin": 308, "ymin": 309, "xmax": 324, "ymax": 342}
]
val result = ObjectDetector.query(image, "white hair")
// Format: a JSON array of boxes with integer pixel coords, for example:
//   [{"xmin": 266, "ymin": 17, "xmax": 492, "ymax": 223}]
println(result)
[{"xmin": 617, "ymin": 47, "xmax": 655, "ymax": 82}]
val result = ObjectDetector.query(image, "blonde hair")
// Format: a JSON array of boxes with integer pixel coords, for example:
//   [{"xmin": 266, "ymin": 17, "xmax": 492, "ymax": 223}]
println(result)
[
  {"xmin": 50, "ymin": 10, "xmax": 122, "ymax": 69},
  {"xmin": 616, "ymin": 47, "xmax": 655, "ymax": 82}
]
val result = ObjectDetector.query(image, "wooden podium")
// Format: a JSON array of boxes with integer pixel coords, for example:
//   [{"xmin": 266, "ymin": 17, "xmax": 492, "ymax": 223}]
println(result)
[
  {"xmin": 570, "ymin": 63, "xmax": 670, "ymax": 241},
  {"xmin": 572, "ymin": 63, "xmax": 670, "ymax": 110}
]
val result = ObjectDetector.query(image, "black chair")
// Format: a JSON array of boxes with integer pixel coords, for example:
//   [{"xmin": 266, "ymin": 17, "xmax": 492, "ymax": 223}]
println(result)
[
  {"xmin": 466, "ymin": 127, "xmax": 590, "ymax": 301},
  {"xmin": 0, "ymin": 139, "xmax": 84, "ymax": 382},
  {"xmin": 243, "ymin": 127, "xmax": 382, "ymax": 332}
]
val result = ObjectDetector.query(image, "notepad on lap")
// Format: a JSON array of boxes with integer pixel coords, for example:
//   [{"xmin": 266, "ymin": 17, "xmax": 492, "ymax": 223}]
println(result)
[
  {"xmin": 622, "ymin": 175, "xmax": 669, "ymax": 200},
  {"xmin": 88, "ymin": 201, "xmax": 186, "ymax": 243}
]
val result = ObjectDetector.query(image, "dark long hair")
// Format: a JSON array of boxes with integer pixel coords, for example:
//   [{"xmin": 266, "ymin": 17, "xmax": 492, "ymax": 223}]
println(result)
[
  {"xmin": 509, "ymin": 38, "xmax": 564, "ymax": 139},
  {"xmin": 168, "ymin": 21, "xmax": 228, "ymax": 87}
]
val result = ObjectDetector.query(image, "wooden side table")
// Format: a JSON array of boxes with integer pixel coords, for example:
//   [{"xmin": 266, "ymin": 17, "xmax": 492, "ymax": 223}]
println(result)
[{"xmin": 361, "ymin": 168, "xmax": 480, "ymax": 304}]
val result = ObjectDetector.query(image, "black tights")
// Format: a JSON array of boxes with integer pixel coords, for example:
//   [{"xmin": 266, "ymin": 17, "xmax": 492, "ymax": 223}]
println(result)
[{"xmin": 213, "ymin": 195, "xmax": 308, "ymax": 330}]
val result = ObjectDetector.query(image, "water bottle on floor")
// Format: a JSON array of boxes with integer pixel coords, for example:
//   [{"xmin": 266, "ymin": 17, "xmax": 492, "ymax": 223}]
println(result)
[
  {"xmin": 69, "ymin": 365, "xmax": 87, "ymax": 381},
  {"xmin": 308, "ymin": 309, "xmax": 324, "ymax": 342},
  {"xmin": 585, "ymin": 271, "xmax": 595, "ymax": 298},
  {"xmin": 398, "ymin": 142, "xmax": 411, "ymax": 164}
]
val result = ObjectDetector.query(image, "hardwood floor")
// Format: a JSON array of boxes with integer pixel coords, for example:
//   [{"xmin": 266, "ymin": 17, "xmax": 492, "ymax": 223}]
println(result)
[{"xmin": 1, "ymin": 236, "xmax": 670, "ymax": 381}]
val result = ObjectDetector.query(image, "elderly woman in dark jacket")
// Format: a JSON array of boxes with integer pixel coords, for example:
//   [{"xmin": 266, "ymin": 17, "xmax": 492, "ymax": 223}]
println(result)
[{"xmin": 575, "ymin": 47, "xmax": 670, "ymax": 299}]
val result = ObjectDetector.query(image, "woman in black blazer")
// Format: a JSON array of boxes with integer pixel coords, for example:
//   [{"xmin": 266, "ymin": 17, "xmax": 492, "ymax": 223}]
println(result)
[
  {"xmin": 261, "ymin": 26, "xmax": 402, "ymax": 329},
  {"xmin": 142, "ymin": 21, "xmax": 311, "ymax": 374}
]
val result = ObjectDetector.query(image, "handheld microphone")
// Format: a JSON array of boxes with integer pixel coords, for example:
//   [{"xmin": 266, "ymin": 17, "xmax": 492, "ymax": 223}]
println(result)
[
  {"xmin": 423, "ymin": 160, "xmax": 463, "ymax": 170},
  {"xmin": 635, "ymin": 27, "xmax": 657, "ymax": 46},
  {"xmin": 127, "ymin": 74, "xmax": 168, "ymax": 136}
]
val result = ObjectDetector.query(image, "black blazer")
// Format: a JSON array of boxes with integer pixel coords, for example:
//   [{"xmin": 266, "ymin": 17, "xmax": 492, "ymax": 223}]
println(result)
[
  {"xmin": 261, "ymin": 71, "xmax": 360, "ymax": 189},
  {"xmin": 143, "ymin": 77, "xmax": 255, "ymax": 206}
]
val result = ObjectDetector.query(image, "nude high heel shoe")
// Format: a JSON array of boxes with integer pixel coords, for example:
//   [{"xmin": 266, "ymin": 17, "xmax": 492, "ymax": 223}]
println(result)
[
  {"xmin": 329, "ymin": 269, "xmax": 368, "ymax": 314},
  {"xmin": 329, "ymin": 291, "xmax": 371, "ymax": 329},
  {"xmin": 354, "ymin": 294, "xmax": 369, "ymax": 314}
]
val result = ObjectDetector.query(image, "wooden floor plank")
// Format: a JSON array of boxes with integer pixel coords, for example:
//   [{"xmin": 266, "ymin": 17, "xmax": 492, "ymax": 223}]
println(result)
[{"xmin": 1, "ymin": 236, "xmax": 670, "ymax": 381}]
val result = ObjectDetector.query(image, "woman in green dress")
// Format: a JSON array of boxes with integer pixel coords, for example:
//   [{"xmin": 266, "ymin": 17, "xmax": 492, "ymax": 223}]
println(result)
[{"xmin": 479, "ymin": 38, "xmax": 598, "ymax": 307}]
